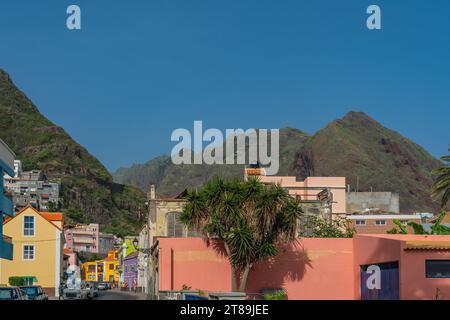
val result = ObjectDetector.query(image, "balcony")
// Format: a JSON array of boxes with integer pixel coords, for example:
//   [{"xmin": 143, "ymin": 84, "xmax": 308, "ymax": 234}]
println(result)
[
  {"xmin": 1, "ymin": 193, "xmax": 14, "ymax": 217},
  {"xmin": 0, "ymin": 235, "xmax": 13, "ymax": 260},
  {"xmin": 73, "ymin": 237, "xmax": 95, "ymax": 244}
]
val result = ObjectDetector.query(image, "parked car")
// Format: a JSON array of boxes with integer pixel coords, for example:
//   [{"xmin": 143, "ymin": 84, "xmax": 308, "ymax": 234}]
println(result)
[
  {"xmin": 86, "ymin": 282, "xmax": 99, "ymax": 298},
  {"xmin": 98, "ymin": 282, "xmax": 107, "ymax": 290},
  {"xmin": 0, "ymin": 287, "xmax": 28, "ymax": 300},
  {"xmin": 20, "ymin": 286, "xmax": 48, "ymax": 300},
  {"xmin": 120, "ymin": 282, "xmax": 128, "ymax": 291}
]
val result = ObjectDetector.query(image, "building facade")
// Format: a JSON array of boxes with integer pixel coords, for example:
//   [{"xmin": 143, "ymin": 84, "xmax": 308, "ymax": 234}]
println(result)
[
  {"xmin": 81, "ymin": 250, "xmax": 119, "ymax": 283},
  {"xmin": 3, "ymin": 160, "xmax": 60, "ymax": 212},
  {"xmin": 0, "ymin": 206, "xmax": 64, "ymax": 297},
  {"xmin": 123, "ymin": 252, "xmax": 138, "ymax": 290},
  {"xmin": 65, "ymin": 223, "xmax": 99, "ymax": 253},
  {"xmin": 99, "ymin": 232, "xmax": 116, "ymax": 255},
  {"xmin": 244, "ymin": 167, "xmax": 347, "ymax": 216},
  {"xmin": 0, "ymin": 139, "xmax": 15, "ymax": 260},
  {"xmin": 347, "ymin": 213, "xmax": 423, "ymax": 234},
  {"xmin": 154, "ymin": 234, "xmax": 450, "ymax": 300}
]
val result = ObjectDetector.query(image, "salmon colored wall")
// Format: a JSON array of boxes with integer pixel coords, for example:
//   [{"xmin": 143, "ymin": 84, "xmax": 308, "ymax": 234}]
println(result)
[
  {"xmin": 246, "ymin": 238, "xmax": 355, "ymax": 300},
  {"xmin": 158, "ymin": 238, "xmax": 232, "ymax": 292},
  {"xmin": 158, "ymin": 238, "xmax": 355, "ymax": 299},
  {"xmin": 158, "ymin": 235, "xmax": 450, "ymax": 300},
  {"xmin": 354, "ymin": 234, "xmax": 450, "ymax": 300}
]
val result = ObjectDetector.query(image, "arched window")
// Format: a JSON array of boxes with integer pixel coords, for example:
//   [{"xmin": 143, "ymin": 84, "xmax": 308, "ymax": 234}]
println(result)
[{"xmin": 166, "ymin": 212, "xmax": 185, "ymax": 237}]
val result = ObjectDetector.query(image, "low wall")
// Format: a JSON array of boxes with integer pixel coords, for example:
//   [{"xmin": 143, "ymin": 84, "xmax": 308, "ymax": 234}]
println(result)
[{"xmin": 157, "ymin": 237, "xmax": 355, "ymax": 300}]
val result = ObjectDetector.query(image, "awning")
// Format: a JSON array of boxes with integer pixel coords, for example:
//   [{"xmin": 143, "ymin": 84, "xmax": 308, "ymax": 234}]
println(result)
[
  {"xmin": 405, "ymin": 241, "xmax": 450, "ymax": 251},
  {"xmin": 23, "ymin": 276, "xmax": 38, "ymax": 282}
]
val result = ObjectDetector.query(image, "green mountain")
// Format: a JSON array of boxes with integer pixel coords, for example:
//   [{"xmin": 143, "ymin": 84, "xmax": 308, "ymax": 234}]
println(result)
[
  {"xmin": 0, "ymin": 69, "xmax": 145, "ymax": 236},
  {"xmin": 113, "ymin": 112, "xmax": 442, "ymax": 213}
]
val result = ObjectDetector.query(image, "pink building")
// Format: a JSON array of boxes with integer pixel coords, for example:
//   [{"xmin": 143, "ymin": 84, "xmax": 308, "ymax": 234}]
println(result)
[
  {"xmin": 154, "ymin": 234, "xmax": 450, "ymax": 300},
  {"xmin": 64, "ymin": 223, "xmax": 99, "ymax": 253},
  {"xmin": 245, "ymin": 167, "xmax": 346, "ymax": 214}
]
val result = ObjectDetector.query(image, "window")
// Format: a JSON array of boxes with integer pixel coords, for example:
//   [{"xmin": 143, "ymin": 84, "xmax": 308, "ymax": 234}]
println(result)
[
  {"xmin": 88, "ymin": 265, "xmax": 96, "ymax": 272},
  {"xmin": 109, "ymin": 264, "xmax": 114, "ymax": 270},
  {"xmin": 426, "ymin": 260, "xmax": 450, "ymax": 278},
  {"xmin": 375, "ymin": 220, "xmax": 386, "ymax": 226},
  {"xmin": 23, "ymin": 216, "xmax": 35, "ymax": 236},
  {"xmin": 355, "ymin": 220, "xmax": 366, "ymax": 226},
  {"xmin": 166, "ymin": 212, "xmax": 185, "ymax": 237},
  {"xmin": 23, "ymin": 245, "xmax": 35, "ymax": 260}
]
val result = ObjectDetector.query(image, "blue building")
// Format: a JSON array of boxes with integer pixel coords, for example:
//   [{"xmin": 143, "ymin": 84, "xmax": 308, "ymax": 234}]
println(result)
[{"xmin": 0, "ymin": 139, "xmax": 15, "ymax": 260}]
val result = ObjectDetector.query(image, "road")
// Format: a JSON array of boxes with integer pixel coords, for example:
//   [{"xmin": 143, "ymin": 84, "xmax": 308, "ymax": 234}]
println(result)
[{"xmin": 94, "ymin": 289, "xmax": 148, "ymax": 300}]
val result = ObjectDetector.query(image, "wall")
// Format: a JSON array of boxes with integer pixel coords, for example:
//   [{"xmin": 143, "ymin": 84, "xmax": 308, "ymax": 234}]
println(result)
[
  {"xmin": 347, "ymin": 192, "xmax": 400, "ymax": 213},
  {"xmin": 354, "ymin": 234, "xmax": 450, "ymax": 300},
  {"xmin": 157, "ymin": 237, "xmax": 355, "ymax": 299}
]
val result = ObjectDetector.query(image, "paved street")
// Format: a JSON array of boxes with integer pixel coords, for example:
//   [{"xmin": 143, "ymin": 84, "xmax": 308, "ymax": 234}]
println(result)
[{"xmin": 94, "ymin": 289, "xmax": 148, "ymax": 300}]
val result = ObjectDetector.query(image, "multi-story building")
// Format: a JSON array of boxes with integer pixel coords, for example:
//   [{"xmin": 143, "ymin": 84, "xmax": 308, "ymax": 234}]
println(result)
[
  {"xmin": 0, "ymin": 205, "xmax": 64, "ymax": 297},
  {"xmin": 123, "ymin": 252, "xmax": 138, "ymax": 290},
  {"xmin": 82, "ymin": 250, "xmax": 119, "ymax": 283},
  {"xmin": 99, "ymin": 232, "xmax": 116, "ymax": 255},
  {"xmin": 0, "ymin": 139, "xmax": 15, "ymax": 260},
  {"xmin": 137, "ymin": 224, "xmax": 149, "ymax": 293},
  {"xmin": 3, "ymin": 160, "xmax": 60, "ymax": 212},
  {"xmin": 65, "ymin": 223, "xmax": 99, "ymax": 253},
  {"xmin": 244, "ymin": 166, "xmax": 347, "ymax": 217}
]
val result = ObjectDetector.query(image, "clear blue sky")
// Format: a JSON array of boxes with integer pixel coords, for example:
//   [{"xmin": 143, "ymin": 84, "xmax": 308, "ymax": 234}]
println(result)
[{"xmin": 0, "ymin": 0, "xmax": 449, "ymax": 171}]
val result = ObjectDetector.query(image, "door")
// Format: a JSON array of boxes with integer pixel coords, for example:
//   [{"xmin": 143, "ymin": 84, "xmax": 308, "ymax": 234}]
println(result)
[{"xmin": 360, "ymin": 261, "xmax": 399, "ymax": 300}]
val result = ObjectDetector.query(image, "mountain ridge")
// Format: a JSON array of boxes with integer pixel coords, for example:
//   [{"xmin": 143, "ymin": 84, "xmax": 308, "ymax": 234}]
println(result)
[{"xmin": 113, "ymin": 111, "xmax": 442, "ymax": 213}]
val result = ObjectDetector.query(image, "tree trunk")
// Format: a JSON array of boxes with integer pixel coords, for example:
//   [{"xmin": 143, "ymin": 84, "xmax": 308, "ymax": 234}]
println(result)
[
  {"xmin": 238, "ymin": 264, "xmax": 252, "ymax": 292},
  {"xmin": 223, "ymin": 242, "xmax": 238, "ymax": 291}
]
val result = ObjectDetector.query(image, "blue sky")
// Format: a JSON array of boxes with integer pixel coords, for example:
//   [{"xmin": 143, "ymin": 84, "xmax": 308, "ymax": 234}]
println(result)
[{"xmin": 0, "ymin": 0, "xmax": 449, "ymax": 171}]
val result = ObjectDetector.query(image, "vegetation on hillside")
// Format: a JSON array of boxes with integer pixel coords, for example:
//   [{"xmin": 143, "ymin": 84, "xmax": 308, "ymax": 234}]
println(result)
[{"xmin": 0, "ymin": 69, "xmax": 145, "ymax": 234}]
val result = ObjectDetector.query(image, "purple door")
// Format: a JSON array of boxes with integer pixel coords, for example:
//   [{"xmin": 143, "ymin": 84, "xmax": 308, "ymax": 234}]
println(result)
[{"xmin": 360, "ymin": 261, "xmax": 399, "ymax": 300}]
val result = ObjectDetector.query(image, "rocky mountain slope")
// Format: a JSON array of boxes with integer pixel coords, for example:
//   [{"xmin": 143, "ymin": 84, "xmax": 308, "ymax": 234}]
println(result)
[
  {"xmin": 114, "ymin": 112, "xmax": 442, "ymax": 213},
  {"xmin": 0, "ymin": 69, "xmax": 145, "ymax": 235}
]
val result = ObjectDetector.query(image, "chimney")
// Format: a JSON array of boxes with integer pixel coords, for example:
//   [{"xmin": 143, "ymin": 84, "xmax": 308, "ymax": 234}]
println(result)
[{"xmin": 148, "ymin": 184, "xmax": 156, "ymax": 200}]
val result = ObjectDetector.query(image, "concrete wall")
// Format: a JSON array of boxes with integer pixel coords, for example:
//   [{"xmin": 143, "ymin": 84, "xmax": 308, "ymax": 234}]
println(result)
[{"xmin": 347, "ymin": 192, "xmax": 400, "ymax": 213}]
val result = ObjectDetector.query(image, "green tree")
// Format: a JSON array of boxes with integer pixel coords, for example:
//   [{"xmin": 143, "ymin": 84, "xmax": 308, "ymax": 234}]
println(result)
[
  {"xmin": 388, "ymin": 211, "xmax": 450, "ymax": 235},
  {"xmin": 179, "ymin": 176, "xmax": 303, "ymax": 292},
  {"xmin": 432, "ymin": 150, "xmax": 450, "ymax": 209},
  {"xmin": 299, "ymin": 215, "xmax": 355, "ymax": 238}
]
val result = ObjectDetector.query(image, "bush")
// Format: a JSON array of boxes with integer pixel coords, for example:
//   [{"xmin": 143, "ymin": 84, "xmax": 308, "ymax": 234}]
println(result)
[
  {"xmin": 8, "ymin": 277, "xmax": 26, "ymax": 286},
  {"xmin": 263, "ymin": 291, "xmax": 287, "ymax": 300}
]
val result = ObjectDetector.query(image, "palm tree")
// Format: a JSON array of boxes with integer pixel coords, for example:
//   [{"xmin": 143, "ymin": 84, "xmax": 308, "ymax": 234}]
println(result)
[
  {"xmin": 432, "ymin": 150, "xmax": 450, "ymax": 209},
  {"xmin": 179, "ymin": 176, "xmax": 303, "ymax": 292}
]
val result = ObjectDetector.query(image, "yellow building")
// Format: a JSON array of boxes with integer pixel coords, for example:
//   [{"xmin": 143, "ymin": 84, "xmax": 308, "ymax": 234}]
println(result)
[
  {"xmin": 104, "ymin": 250, "xmax": 119, "ymax": 283},
  {"xmin": 0, "ymin": 205, "xmax": 64, "ymax": 297},
  {"xmin": 82, "ymin": 250, "xmax": 119, "ymax": 283}
]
